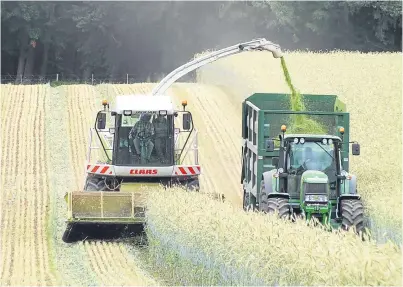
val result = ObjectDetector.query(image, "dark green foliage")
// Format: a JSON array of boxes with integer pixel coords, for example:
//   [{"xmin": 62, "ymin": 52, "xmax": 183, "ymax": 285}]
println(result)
[{"xmin": 1, "ymin": 1, "xmax": 401, "ymax": 81}]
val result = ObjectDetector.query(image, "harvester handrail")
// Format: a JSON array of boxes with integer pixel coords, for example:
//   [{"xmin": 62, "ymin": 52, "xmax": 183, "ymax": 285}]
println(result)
[
  {"xmin": 178, "ymin": 129, "xmax": 199, "ymax": 165},
  {"xmin": 151, "ymin": 38, "xmax": 282, "ymax": 96}
]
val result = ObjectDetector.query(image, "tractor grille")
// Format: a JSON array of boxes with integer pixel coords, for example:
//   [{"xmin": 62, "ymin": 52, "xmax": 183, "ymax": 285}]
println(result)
[{"xmin": 304, "ymin": 183, "xmax": 327, "ymax": 194}]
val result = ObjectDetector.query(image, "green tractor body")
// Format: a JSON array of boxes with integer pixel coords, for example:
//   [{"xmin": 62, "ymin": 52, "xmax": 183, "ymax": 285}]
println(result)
[{"xmin": 241, "ymin": 93, "xmax": 364, "ymax": 233}]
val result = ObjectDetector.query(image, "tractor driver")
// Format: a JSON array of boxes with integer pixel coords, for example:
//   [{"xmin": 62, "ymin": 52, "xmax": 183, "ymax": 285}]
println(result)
[
  {"xmin": 129, "ymin": 113, "xmax": 155, "ymax": 162},
  {"xmin": 297, "ymin": 146, "xmax": 321, "ymax": 172}
]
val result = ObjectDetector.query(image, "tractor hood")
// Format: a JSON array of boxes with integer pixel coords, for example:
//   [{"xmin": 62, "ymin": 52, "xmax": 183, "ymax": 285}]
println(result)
[{"xmin": 300, "ymin": 170, "xmax": 330, "ymax": 202}]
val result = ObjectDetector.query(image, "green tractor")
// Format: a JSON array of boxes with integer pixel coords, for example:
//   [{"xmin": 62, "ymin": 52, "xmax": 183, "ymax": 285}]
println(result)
[{"xmin": 241, "ymin": 93, "xmax": 365, "ymax": 233}]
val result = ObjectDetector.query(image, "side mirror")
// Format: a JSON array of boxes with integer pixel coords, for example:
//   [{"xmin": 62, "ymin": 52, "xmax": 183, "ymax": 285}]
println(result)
[
  {"xmin": 265, "ymin": 139, "xmax": 275, "ymax": 152},
  {"xmin": 272, "ymin": 157, "xmax": 279, "ymax": 168},
  {"xmin": 183, "ymin": 113, "xmax": 191, "ymax": 130},
  {"xmin": 97, "ymin": 113, "xmax": 106, "ymax": 130},
  {"xmin": 352, "ymin": 143, "xmax": 360, "ymax": 155}
]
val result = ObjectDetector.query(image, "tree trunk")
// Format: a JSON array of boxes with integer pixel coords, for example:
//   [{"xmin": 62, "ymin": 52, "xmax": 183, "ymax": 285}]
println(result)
[
  {"xmin": 108, "ymin": 64, "xmax": 119, "ymax": 82},
  {"xmin": 23, "ymin": 46, "xmax": 35, "ymax": 84},
  {"xmin": 82, "ymin": 67, "xmax": 91, "ymax": 83},
  {"xmin": 40, "ymin": 41, "xmax": 49, "ymax": 77},
  {"xmin": 15, "ymin": 43, "xmax": 27, "ymax": 84}
]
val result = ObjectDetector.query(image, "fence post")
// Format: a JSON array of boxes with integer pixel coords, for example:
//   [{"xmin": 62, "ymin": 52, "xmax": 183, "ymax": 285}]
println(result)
[
  {"xmin": 126, "ymin": 74, "xmax": 128, "ymax": 84},
  {"xmin": 56, "ymin": 74, "xmax": 59, "ymax": 81},
  {"xmin": 91, "ymin": 74, "xmax": 94, "ymax": 85},
  {"xmin": 20, "ymin": 75, "xmax": 22, "ymax": 83}
]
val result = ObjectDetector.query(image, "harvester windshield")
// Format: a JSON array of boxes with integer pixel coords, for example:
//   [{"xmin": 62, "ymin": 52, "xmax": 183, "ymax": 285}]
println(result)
[{"xmin": 115, "ymin": 113, "xmax": 174, "ymax": 166}]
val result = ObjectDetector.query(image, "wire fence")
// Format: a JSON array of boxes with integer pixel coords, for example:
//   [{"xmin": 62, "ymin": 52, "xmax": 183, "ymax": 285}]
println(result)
[{"xmin": 0, "ymin": 72, "xmax": 175, "ymax": 85}]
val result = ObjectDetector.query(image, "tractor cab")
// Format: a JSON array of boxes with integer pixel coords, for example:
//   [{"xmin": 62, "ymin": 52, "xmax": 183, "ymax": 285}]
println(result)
[
  {"xmin": 264, "ymin": 125, "xmax": 361, "ymax": 225},
  {"xmin": 279, "ymin": 134, "xmax": 343, "ymax": 221}
]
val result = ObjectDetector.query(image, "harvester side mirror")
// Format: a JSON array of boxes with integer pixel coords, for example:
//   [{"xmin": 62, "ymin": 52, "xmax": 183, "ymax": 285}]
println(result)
[
  {"xmin": 266, "ymin": 139, "xmax": 275, "ymax": 152},
  {"xmin": 352, "ymin": 143, "xmax": 360, "ymax": 155},
  {"xmin": 183, "ymin": 113, "xmax": 191, "ymax": 130},
  {"xmin": 97, "ymin": 113, "xmax": 106, "ymax": 130}
]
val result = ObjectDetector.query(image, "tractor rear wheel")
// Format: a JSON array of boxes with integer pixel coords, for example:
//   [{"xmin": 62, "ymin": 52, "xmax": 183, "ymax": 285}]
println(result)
[
  {"xmin": 260, "ymin": 181, "xmax": 290, "ymax": 218},
  {"xmin": 340, "ymin": 199, "xmax": 365, "ymax": 234}
]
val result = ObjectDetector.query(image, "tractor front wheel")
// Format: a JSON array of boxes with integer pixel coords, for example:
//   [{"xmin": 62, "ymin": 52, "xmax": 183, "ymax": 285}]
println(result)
[
  {"xmin": 340, "ymin": 199, "xmax": 365, "ymax": 234},
  {"xmin": 266, "ymin": 197, "xmax": 291, "ymax": 219},
  {"xmin": 260, "ymin": 181, "xmax": 290, "ymax": 219}
]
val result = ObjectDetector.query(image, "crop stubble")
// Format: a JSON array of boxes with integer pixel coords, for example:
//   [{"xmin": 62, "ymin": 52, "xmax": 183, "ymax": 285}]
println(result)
[{"xmin": 1, "ymin": 85, "xmax": 56, "ymax": 285}]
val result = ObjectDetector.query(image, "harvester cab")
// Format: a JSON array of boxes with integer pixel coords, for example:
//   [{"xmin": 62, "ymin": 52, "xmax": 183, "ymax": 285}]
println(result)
[
  {"xmin": 241, "ymin": 93, "xmax": 365, "ymax": 234},
  {"xmin": 62, "ymin": 95, "xmax": 200, "ymax": 243}
]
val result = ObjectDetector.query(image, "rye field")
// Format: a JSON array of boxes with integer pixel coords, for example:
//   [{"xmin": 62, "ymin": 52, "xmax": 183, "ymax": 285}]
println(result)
[{"xmin": 0, "ymin": 51, "xmax": 401, "ymax": 285}]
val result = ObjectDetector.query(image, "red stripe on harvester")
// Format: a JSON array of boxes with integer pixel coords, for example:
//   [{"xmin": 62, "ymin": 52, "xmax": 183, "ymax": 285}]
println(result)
[
  {"xmin": 178, "ymin": 167, "xmax": 187, "ymax": 175},
  {"xmin": 109, "ymin": 171, "xmax": 112, "ymax": 175},
  {"xmin": 87, "ymin": 165, "xmax": 90, "ymax": 170},
  {"xmin": 196, "ymin": 166, "xmax": 201, "ymax": 172},
  {"xmin": 91, "ymin": 165, "xmax": 100, "ymax": 173},
  {"xmin": 100, "ymin": 166, "xmax": 109, "ymax": 174},
  {"xmin": 188, "ymin": 167, "xmax": 196, "ymax": 174}
]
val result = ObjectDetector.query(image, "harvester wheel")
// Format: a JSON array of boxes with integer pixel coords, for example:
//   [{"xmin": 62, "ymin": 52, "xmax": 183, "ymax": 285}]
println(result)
[
  {"xmin": 84, "ymin": 177, "xmax": 106, "ymax": 191},
  {"xmin": 340, "ymin": 199, "xmax": 365, "ymax": 234}
]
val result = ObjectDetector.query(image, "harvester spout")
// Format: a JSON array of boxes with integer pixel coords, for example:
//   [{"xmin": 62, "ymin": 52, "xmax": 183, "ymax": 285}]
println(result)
[
  {"xmin": 263, "ymin": 42, "xmax": 283, "ymax": 58},
  {"xmin": 151, "ymin": 38, "xmax": 283, "ymax": 96},
  {"xmin": 238, "ymin": 38, "xmax": 283, "ymax": 58}
]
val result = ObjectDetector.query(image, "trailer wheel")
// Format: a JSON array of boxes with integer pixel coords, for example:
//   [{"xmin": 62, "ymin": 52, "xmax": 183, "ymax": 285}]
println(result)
[
  {"xmin": 340, "ymin": 199, "xmax": 365, "ymax": 234},
  {"xmin": 243, "ymin": 190, "xmax": 256, "ymax": 211}
]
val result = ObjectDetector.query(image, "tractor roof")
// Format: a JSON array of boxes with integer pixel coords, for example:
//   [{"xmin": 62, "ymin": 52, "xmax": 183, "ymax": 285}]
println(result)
[
  {"xmin": 114, "ymin": 95, "xmax": 175, "ymax": 114},
  {"xmin": 285, "ymin": 134, "xmax": 342, "ymax": 141}
]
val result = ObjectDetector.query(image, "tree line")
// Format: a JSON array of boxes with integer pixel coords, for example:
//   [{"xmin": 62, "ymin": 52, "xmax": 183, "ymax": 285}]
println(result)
[{"xmin": 1, "ymin": 1, "xmax": 401, "ymax": 83}]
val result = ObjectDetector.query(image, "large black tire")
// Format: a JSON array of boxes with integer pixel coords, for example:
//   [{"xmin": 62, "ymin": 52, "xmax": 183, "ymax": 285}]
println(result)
[
  {"xmin": 84, "ymin": 177, "xmax": 107, "ymax": 191},
  {"xmin": 243, "ymin": 190, "xmax": 256, "ymax": 211},
  {"xmin": 259, "ymin": 180, "xmax": 290, "ymax": 219},
  {"xmin": 186, "ymin": 178, "xmax": 200, "ymax": 192},
  {"xmin": 340, "ymin": 199, "xmax": 365, "ymax": 234}
]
